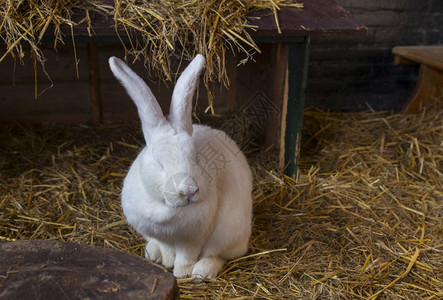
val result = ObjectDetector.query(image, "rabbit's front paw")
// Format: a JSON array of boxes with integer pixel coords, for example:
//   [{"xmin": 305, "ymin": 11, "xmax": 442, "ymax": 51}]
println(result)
[
  {"xmin": 159, "ymin": 243, "xmax": 175, "ymax": 268},
  {"xmin": 145, "ymin": 240, "xmax": 162, "ymax": 263},
  {"xmin": 173, "ymin": 263, "xmax": 195, "ymax": 278},
  {"xmin": 192, "ymin": 257, "xmax": 225, "ymax": 278}
]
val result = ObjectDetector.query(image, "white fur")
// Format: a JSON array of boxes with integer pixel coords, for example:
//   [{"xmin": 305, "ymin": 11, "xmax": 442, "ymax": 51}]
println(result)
[{"xmin": 109, "ymin": 55, "xmax": 253, "ymax": 278}]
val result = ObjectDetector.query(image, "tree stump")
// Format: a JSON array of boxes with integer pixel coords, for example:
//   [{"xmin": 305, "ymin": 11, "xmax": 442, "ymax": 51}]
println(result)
[{"xmin": 0, "ymin": 240, "xmax": 179, "ymax": 300}]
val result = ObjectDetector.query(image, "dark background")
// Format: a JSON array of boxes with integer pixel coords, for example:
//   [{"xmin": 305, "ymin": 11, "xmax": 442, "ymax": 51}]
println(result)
[
  {"xmin": 1, "ymin": 0, "xmax": 442, "ymax": 123},
  {"xmin": 306, "ymin": 0, "xmax": 443, "ymax": 111}
]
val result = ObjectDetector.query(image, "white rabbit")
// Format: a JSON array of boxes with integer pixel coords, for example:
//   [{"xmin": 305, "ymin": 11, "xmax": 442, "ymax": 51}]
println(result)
[{"xmin": 109, "ymin": 55, "xmax": 253, "ymax": 278}]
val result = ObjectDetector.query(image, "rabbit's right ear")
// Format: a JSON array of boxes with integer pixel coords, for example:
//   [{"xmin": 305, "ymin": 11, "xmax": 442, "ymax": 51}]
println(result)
[
  {"xmin": 109, "ymin": 57, "xmax": 166, "ymax": 144},
  {"xmin": 168, "ymin": 55, "xmax": 205, "ymax": 136}
]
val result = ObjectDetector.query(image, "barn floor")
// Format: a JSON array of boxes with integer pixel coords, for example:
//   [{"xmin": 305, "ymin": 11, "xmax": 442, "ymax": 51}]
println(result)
[{"xmin": 0, "ymin": 101, "xmax": 442, "ymax": 299}]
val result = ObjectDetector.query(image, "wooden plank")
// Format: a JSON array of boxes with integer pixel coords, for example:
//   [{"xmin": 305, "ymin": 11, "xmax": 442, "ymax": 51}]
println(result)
[
  {"xmin": 394, "ymin": 56, "xmax": 417, "ymax": 66},
  {"xmin": 88, "ymin": 43, "xmax": 103, "ymax": 123},
  {"xmin": 56, "ymin": 0, "xmax": 366, "ymax": 39},
  {"xmin": 393, "ymin": 46, "xmax": 443, "ymax": 71},
  {"xmin": 0, "ymin": 44, "xmax": 91, "ymax": 123},
  {"xmin": 249, "ymin": 0, "xmax": 367, "ymax": 36},
  {"xmin": 279, "ymin": 60, "xmax": 290, "ymax": 171},
  {"xmin": 402, "ymin": 64, "xmax": 443, "ymax": 113},
  {"xmin": 100, "ymin": 82, "xmax": 147, "ymax": 123},
  {"xmin": 284, "ymin": 38, "xmax": 310, "ymax": 177},
  {"xmin": 0, "ymin": 113, "xmax": 92, "ymax": 124},
  {"xmin": 265, "ymin": 43, "xmax": 288, "ymax": 151},
  {"xmin": 0, "ymin": 45, "xmax": 89, "ymax": 84},
  {"xmin": 226, "ymin": 51, "xmax": 238, "ymax": 111},
  {"xmin": 393, "ymin": 46, "xmax": 443, "ymax": 113},
  {"xmin": 0, "ymin": 82, "xmax": 91, "ymax": 123}
]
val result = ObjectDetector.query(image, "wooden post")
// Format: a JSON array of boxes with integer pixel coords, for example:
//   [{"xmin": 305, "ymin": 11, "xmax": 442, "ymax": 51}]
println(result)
[
  {"xmin": 402, "ymin": 64, "xmax": 443, "ymax": 113},
  {"xmin": 393, "ymin": 46, "xmax": 443, "ymax": 113},
  {"xmin": 284, "ymin": 37, "xmax": 310, "ymax": 177},
  {"xmin": 255, "ymin": 36, "xmax": 310, "ymax": 177},
  {"xmin": 266, "ymin": 43, "xmax": 289, "ymax": 166},
  {"xmin": 226, "ymin": 51, "xmax": 238, "ymax": 111},
  {"xmin": 88, "ymin": 43, "xmax": 102, "ymax": 124}
]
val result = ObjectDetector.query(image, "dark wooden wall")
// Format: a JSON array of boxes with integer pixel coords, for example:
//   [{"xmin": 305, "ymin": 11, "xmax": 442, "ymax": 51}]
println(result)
[
  {"xmin": 0, "ymin": 46, "xmax": 91, "ymax": 123},
  {"xmin": 0, "ymin": 42, "xmax": 275, "ymax": 123},
  {"xmin": 307, "ymin": 0, "xmax": 443, "ymax": 111},
  {"xmin": 1, "ymin": 0, "xmax": 441, "ymax": 122}
]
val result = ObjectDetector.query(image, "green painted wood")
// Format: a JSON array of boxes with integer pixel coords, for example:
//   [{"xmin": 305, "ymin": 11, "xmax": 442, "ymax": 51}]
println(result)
[{"xmin": 284, "ymin": 37, "xmax": 310, "ymax": 177}]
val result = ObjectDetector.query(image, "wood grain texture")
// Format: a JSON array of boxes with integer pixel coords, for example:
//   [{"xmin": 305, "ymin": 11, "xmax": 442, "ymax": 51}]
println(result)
[
  {"xmin": 0, "ymin": 240, "xmax": 179, "ymax": 300},
  {"xmin": 265, "ymin": 43, "xmax": 288, "ymax": 151},
  {"xmin": 0, "ymin": 45, "xmax": 89, "ymax": 84},
  {"xmin": 55, "ymin": 0, "xmax": 366, "ymax": 38},
  {"xmin": 0, "ymin": 82, "xmax": 91, "ymax": 123},
  {"xmin": 249, "ymin": 0, "xmax": 367, "ymax": 36},
  {"xmin": 393, "ymin": 46, "xmax": 443, "ymax": 71},
  {"xmin": 393, "ymin": 46, "xmax": 443, "ymax": 113},
  {"xmin": 402, "ymin": 64, "xmax": 443, "ymax": 113},
  {"xmin": 88, "ymin": 43, "xmax": 103, "ymax": 124}
]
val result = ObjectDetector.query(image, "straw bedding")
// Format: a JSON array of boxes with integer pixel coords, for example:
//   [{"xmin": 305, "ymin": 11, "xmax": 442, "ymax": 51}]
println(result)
[{"xmin": 0, "ymin": 100, "xmax": 442, "ymax": 299}]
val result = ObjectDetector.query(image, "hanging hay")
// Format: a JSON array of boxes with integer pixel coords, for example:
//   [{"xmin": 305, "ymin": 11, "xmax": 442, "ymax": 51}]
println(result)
[
  {"xmin": 0, "ymin": 99, "xmax": 442, "ymax": 299},
  {"xmin": 0, "ymin": 0, "xmax": 302, "ymax": 110}
]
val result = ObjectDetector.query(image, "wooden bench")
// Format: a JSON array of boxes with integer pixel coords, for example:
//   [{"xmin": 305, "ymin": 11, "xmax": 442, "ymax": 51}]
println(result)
[
  {"xmin": 1, "ymin": 0, "xmax": 367, "ymax": 176},
  {"xmin": 81, "ymin": 0, "xmax": 366, "ymax": 176},
  {"xmin": 246, "ymin": 0, "xmax": 366, "ymax": 176},
  {"xmin": 393, "ymin": 46, "xmax": 443, "ymax": 113}
]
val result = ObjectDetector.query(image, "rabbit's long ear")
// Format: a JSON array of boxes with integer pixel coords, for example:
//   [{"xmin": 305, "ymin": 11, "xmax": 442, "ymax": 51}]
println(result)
[
  {"xmin": 168, "ymin": 54, "xmax": 205, "ymax": 135},
  {"xmin": 109, "ymin": 57, "xmax": 166, "ymax": 144}
]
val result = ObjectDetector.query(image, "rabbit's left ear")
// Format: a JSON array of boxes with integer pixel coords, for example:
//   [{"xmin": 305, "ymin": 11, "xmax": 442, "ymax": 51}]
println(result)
[
  {"xmin": 168, "ymin": 54, "xmax": 205, "ymax": 135},
  {"xmin": 109, "ymin": 56, "xmax": 167, "ymax": 145}
]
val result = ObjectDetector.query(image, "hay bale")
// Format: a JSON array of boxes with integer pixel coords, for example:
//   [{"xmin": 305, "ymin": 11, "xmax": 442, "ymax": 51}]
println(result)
[{"xmin": 0, "ymin": 240, "xmax": 179, "ymax": 300}]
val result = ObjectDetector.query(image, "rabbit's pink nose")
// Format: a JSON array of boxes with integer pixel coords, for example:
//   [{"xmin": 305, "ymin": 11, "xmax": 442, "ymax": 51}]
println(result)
[
  {"xmin": 183, "ymin": 187, "xmax": 199, "ymax": 201},
  {"xmin": 179, "ymin": 179, "xmax": 199, "ymax": 202},
  {"xmin": 164, "ymin": 173, "xmax": 200, "ymax": 206}
]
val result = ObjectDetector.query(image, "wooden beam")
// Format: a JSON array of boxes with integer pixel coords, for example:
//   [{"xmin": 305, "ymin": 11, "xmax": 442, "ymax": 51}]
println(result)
[
  {"xmin": 226, "ymin": 51, "xmax": 238, "ymax": 111},
  {"xmin": 88, "ymin": 43, "xmax": 102, "ymax": 124},
  {"xmin": 266, "ymin": 43, "xmax": 288, "ymax": 157},
  {"xmin": 284, "ymin": 37, "xmax": 310, "ymax": 177}
]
